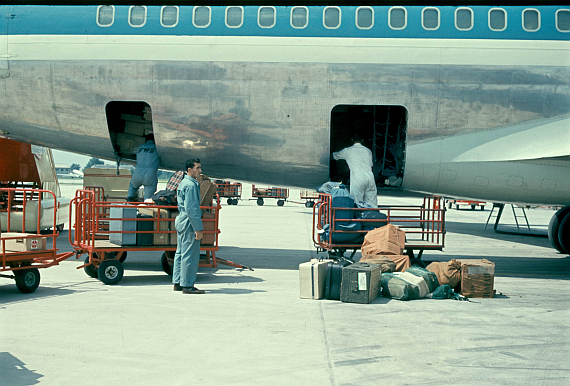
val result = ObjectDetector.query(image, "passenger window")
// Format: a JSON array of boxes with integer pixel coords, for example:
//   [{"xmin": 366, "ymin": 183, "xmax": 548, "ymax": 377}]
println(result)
[
  {"xmin": 422, "ymin": 8, "xmax": 440, "ymax": 30},
  {"xmin": 161, "ymin": 6, "xmax": 178, "ymax": 27},
  {"xmin": 523, "ymin": 9, "xmax": 540, "ymax": 32},
  {"xmin": 226, "ymin": 6, "xmax": 243, "ymax": 28},
  {"xmin": 97, "ymin": 5, "xmax": 114, "ymax": 27},
  {"xmin": 258, "ymin": 7, "xmax": 275, "ymax": 28},
  {"xmin": 388, "ymin": 7, "xmax": 406, "ymax": 30},
  {"xmin": 489, "ymin": 8, "xmax": 507, "ymax": 31},
  {"xmin": 356, "ymin": 7, "xmax": 374, "ymax": 30},
  {"xmin": 556, "ymin": 9, "xmax": 570, "ymax": 32},
  {"xmin": 455, "ymin": 8, "xmax": 473, "ymax": 30},
  {"xmin": 291, "ymin": 7, "xmax": 308, "ymax": 29},
  {"xmin": 129, "ymin": 6, "xmax": 146, "ymax": 27},
  {"xmin": 193, "ymin": 6, "xmax": 211, "ymax": 28},
  {"xmin": 324, "ymin": 7, "xmax": 341, "ymax": 29}
]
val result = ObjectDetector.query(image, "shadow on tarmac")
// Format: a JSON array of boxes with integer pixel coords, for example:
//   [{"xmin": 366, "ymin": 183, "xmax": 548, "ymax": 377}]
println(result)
[
  {"xmin": 0, "ymin": 352, "xmax": 43, "ymax": 386},
  {"xmin": 0, "ymin": 281, "xmax": 102, "ymax": 307},
  {"xmin": 444, "ymin": 221, "xmax": 552, "ymax": 248}
]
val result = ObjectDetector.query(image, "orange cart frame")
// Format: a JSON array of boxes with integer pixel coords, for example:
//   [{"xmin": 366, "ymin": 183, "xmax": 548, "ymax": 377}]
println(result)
[
  {"xmin": 313, "ymin": 194, "xmax": 446, "ymax": 260},
  {"xmin": 69, "ymin": 189, "xmax": 251, "ymax": 285},
  {"xmin": 0, "ymin": 188, "xmax": 73, "ymax": 293}
]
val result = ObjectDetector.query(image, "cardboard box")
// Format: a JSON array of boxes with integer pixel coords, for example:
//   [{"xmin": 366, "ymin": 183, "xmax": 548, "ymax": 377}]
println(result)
[
  {"xmin": 2, "ymin": 232, "xmax": 47, "ymax": 252},
  {"xmin": 169, "ymin": 210, "xmax": 216, "ymax": 246},
  {"xmin": 137, "ymin": 207, "xmax": 173, "ymax": 246},
  {"xmin": 457, "ymin": 259, "xmax": 495, "ymax": 298},
  {"xmin": 361, "ymin": 224, "xmax": 405, "ymax": 256},
  {"xmin": 200, "ymin": 180, "xmax": 218, "ymax": 206},
  {"xmin": 299, "ymin": 260, "xmax": 328, "ymax": 299}
]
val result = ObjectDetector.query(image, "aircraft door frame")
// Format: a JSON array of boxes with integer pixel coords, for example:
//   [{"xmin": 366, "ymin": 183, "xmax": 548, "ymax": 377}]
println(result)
[{"xmin": 0, "ymin": 11, "xmax": 12, "ymax": 77}]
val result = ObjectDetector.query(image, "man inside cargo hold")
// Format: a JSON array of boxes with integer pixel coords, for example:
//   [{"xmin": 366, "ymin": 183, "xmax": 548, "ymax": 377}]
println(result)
[
  {"xmin": 172, "ymin": 158, "xmax": 205, "ymax": 294},
  {"xmin": 333, "ymin": 134, "xmax": 378, "ymax": 207},
  {"xmin": 127, "ymin": 133, "xmax": 160, "ymax": 202}
]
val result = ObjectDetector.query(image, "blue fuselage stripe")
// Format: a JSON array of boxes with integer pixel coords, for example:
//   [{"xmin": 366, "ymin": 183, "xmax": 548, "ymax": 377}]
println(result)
[{"xmin": 2, "ymin": 5, "xmax": 569, "ymax": 41}]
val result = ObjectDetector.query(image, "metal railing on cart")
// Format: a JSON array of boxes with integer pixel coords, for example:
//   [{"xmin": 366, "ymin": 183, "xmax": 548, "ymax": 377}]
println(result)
[
  {"xmin": 0, "ymin": 187, "xmax": 73, "ymax": 293},
  {"xmin": 313, "ymin": 194, "xmax": 445, "ymax": 260},
  {"xmin": 69, "ymin": 187, "xmax": 251, "ymax": 285},
  {"xmin": 215, "ymin": 181, "xmax": 242, "ymax": 206}
]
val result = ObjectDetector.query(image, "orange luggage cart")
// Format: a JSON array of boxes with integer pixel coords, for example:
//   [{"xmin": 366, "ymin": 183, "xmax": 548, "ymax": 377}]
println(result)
[
  {"xmin": 70, "ymin": 189, "xmax": 251, "ymax": 285},
  {"xmin": 251, "ymin": 185, "xmax": 289, "ymax": 206},
  {"xmin": 299, "ymin": 190, "xmax": 319, "ymax": 208},
  {"xmin": 214, "ymin": 181, "xmax": 242, "ymax": 206},
  {"xmin": 0, "ymin": 188, "xmax": 73, "ymax": 293},
  {"xmin": 446, "ymin": 199, "xmax": 486, "ymax": 211},
  {"xmin": 313, "ymin": 194, "xmax": 445, "ymax": 260}
]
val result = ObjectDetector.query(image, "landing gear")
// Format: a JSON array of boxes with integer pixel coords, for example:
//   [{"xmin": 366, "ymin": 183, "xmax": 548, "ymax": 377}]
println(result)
[{"xmin": 548, "ymin": 206, "xmax": 570, "ymax": 254}]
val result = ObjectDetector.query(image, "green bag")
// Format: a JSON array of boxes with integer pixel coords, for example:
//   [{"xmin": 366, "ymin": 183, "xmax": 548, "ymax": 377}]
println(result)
[{"xmin": 405, "ymin": 266, "xmax": 439, "ymax": 293}]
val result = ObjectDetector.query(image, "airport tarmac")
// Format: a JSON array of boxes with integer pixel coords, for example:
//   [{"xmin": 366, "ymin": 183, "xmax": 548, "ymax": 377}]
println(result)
[{"xmin": 1, "ymin": 185, "xmax": 569, "ymax": 386}]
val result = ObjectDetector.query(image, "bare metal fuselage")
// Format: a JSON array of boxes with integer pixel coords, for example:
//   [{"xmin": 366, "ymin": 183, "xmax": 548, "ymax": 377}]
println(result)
[{"xmin": 0, "ymin": 8, "xmax": 569, "ymax": 206}]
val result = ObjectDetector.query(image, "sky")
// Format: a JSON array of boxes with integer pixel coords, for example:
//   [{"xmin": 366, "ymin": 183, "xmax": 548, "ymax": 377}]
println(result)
[{"xmin": 51, "ymin": 149, "xmax": 108, "ymax": 168}]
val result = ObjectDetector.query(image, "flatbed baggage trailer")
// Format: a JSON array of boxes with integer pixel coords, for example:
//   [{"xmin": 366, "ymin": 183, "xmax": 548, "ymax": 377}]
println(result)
[
  {"xmin": 214, "ymin": 181, "xmax": 242, "ymax": 205},
  {"xmin": 300, "ymin": 190, "xmax": 319, "ymax": 208},
  {"xmin": 70, "ymin": 190, "xmax": 250, "ymax": 285},
  {"xmin": 447, "ymin": 199, "xmax": 486, "ymax": 211},
  {"xmin": 313, "ymin": 194, "xmax": 445, "ymax": 260},
  {"xmin": 251, "ymin": 185, "xmax": 289, "ymax": 206},
  {"xmin": 0, "ymin": 188, "xmax": 73, "ymax": 293}
]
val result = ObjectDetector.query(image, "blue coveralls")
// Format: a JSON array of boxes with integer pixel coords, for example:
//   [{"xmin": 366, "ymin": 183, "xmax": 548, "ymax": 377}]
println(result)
[
  {"xmin": 127, "ymin": 140, "xmax": 160, "ymax": 200},
  {"xmin": 172, "ymin": 175, "xmax": 204, "ymax": 288}
]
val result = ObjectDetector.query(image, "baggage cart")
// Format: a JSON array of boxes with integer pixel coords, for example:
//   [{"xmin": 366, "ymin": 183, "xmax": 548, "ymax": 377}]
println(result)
[
  {"xmin": 251, "ymin": 185, "xmax": 289, "ymax": 206},
  {"xmin": 70, "ymin": 189, "xmax": 251, "ymax": 285},
  {"xmin": 446, "ymin": 199, "xmax": 486, "ymax": 211},
  {"xmin": 214, "ymin": 180, "xmax": 242, "ymax": 205},
  {"xmin": 313, "ymin": 194, "xmax": 445, "ymax": 260},
  {"xmin": 300, "ymin": 190, "xmax": 319, "ymax": 208},
  {"xmin": 0, "ymin": 188, "xmax": 73, "ymax": 293}
]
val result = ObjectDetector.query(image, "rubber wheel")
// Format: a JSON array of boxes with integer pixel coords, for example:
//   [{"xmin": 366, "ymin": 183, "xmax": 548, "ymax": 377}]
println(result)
[
  {"xmin": 305, "ymin": 201, "xmax": 312, "ymax": 208},
  {"xmin": 558, "ymin": 212, "xmax": 570, "ymax": 255},
  {"xmin": 232, "ymin": 199, "xmax": 238, "ymax": 205},
  {"xmin": 277, "ymin": 200, "xmax": 285, "ymax": 207},
  {"xmin": 14, "ymin": 268, "xmax": 41, "ymax": 293},
  {"xmin": 161, "ymin": 252, "xmax": 173, "ymax": 275},
  {"xmin": 98, "ymin": 260, "xmax": 124, "ymax": 285},
  {"xmin": 227, "ymin": 198, "xmax": 232, "ymax": 205},
  {"xmin": 84, "ymin": 256, "xmax": 98, "ymax": 278},
  {"xmin": 56, "ymin": 224, "xmax": 64, "ymax": 232},
  {"xmin": 480, "ymin": 206, "xmax": 485, "ymax": 211},
  {"xmin": 456, "ymin": 205, "xmax": 459, "ymax": 210},
  {"xmin": 257, "ymin": 198, "xmax": 264, "ymax": 206},
  {"xmin": 448, "ymin": 202, "xmax": 453, "ymax": 209},
  {"xmin": 471, "ymin": 204, "xmax": 476, "ymax": 210},
  {"xmin": 548, "ymin": 207, "xmax": 570, "ymax": 254}
]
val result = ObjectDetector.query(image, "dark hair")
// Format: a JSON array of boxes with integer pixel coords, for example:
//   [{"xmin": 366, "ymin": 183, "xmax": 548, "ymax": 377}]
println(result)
[
  {"xmin": 145, "ymin": 133, "xmax": 155, "ymax": 141},
  {"xmin": 352, "ymin": 133, "xmax": 364, "ymax": 143},
  {"xmin": 186, "ymin": 158, "xmax": 201, "ymax": 170}
]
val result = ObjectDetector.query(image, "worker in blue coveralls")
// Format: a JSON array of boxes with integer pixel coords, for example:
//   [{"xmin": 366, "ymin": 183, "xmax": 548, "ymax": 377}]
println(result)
[
  {"xmin": 172, "ymin": 158, "xmax": 205, "ymax": 294},
  {"xmin": 126, "ymin": 133, "xmax": 160, "ymax": 202}
]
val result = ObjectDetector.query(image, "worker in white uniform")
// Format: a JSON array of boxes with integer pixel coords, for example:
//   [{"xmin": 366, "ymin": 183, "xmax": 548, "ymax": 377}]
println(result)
[
  {"xmin": 172, "ymin": 158, "xmax": 205, "ymax": 294},
  {"xmin": 333, "ymin": 135, "xmax": 378, "ymax": 207},
  {"xmin": 127, "ymin": 133, "xmax": 160, "ymax": 202}
]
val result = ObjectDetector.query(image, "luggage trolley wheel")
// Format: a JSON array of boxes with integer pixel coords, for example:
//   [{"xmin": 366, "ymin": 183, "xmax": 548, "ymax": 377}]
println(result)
[
  {"xmin": 305, "ymin": 201, "xmax": 314, "ymax": 208},
  {"xmin": 277, "ymin": 199, "xmax": 285, "ymax": 207},
  {"xmin": 161, "ymin": 251, "xmax": 174, "ymax": 275},
  {"xmin": 98, "ymin": 260, "xmax": 124, "ymax": 285},
  {"xmin": 84, "ymin": 255, "xmax": 98, "ymax": 278},
  {"xmin": 14, "ymin": 267, "xmax": 41, "ymax": 294},
  {"xmin": 257, "ymin": 198, "xmax": 264, "ymax": 206},
  {"xmin": 108, "ymin": 251, "xmax": 127, "ymax": 263}
]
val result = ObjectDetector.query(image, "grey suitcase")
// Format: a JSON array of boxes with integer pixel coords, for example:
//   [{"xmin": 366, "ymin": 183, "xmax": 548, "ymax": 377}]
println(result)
[
  {"xmin": 109, "ymin": 205, "xmax": 137, "ymax": 246},
  {"xmin": 340, "ymin": 262, "xmax": 381, "ymax": 304}
]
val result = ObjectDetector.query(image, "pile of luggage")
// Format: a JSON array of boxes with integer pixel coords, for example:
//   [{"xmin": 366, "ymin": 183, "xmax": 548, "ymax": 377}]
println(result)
[{"xmin": 301, "ymin": 223, "xmax": 496, "ymax": 303}]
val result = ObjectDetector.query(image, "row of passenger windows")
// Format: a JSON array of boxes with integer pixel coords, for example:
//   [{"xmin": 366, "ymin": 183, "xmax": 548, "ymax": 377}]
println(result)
[{"xmin": 97, "ymin": 6, "xmax": 570, "ymax": 33}]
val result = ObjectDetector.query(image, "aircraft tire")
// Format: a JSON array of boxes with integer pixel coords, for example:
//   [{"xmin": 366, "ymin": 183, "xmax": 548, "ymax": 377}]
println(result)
[
  {"xmin": 548, "ymin": 206, "xmax": 570, "ymax": 254},
  {"xmin": 558, "ymin": 212, "xmax": 570, "ymax": 255}
]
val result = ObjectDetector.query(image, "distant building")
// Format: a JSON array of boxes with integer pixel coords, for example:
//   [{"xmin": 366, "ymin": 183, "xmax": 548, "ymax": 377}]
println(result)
[{"xmin": 55, "ymin": 164, "xmax": 71, "ymax": 175}]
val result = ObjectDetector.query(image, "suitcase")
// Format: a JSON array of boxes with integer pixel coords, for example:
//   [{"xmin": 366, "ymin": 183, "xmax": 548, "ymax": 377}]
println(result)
[
  {"xmin": 324, "ymin": 259, "xmax": 353, "ymax": 300},
  {"xmin": 138, "ymin": 207, "xmax": 172, "ymax": 246},
  {"xmin": 381, "ymin": 273, "xmax": 418, "ymax": 301},
  {"xmin": 405, "ymin": 266, "xmax": 439, "ymax": 293},
  {"xmin": 136, "ymin": 214, "xmax": 154, "ymax": 246},
  {"xmin": 109, "ymin": 205, "xmax": 137, "ymax": 246},
  {"xmin": 299, "ymin": 260, "xmax": 328, "ymax": 299},
  {"xmin": 340, "ymin": 262, "xmax": 382, "ymax": 304}
]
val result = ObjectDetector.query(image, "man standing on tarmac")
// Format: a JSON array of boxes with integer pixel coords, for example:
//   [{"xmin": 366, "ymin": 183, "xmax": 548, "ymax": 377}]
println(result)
[
  {"xmin": 127, "ymin": 133, "xmax": 160, "ymax": 202},
  {"xmin": 333, "ymin": 134, "xmax": 378, "ymax": 207},
  {"xmin": 172, "ymin": 158, "xmax": 205, "ymax": 294}
]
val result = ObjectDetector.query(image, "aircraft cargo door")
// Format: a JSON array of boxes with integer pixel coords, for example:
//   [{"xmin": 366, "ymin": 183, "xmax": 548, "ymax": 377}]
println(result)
[{"xmin": 0, "ymin": 13, "xmax": 9, "ymax": 77}]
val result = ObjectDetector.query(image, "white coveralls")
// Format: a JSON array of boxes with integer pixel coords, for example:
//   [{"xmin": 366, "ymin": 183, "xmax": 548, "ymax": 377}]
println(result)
[
  {"xmin": 127, "ymin": 140, "xmax": 160, "ymax": 200},
  {"xmin": 333, "ymin": 143, "xmax": 378, "ymax": 207},
  {"xmin": 172, "ymin": 175, "xmax": 204, "ymax": 288}
]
